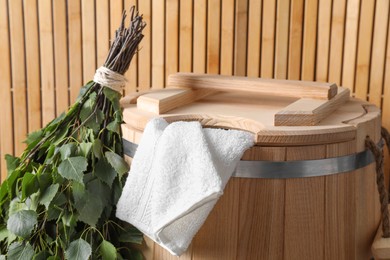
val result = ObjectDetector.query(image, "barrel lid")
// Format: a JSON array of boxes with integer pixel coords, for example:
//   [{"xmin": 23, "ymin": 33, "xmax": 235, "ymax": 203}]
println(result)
[{"xmin": 121, "ymin": 74, "xmax": 380, "ymax": 146}]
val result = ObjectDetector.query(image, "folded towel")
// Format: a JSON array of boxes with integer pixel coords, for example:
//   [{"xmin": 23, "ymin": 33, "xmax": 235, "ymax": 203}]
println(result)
[{"xmin": 116, "ymin": 118, "xmax": 254, "ymax": 256}]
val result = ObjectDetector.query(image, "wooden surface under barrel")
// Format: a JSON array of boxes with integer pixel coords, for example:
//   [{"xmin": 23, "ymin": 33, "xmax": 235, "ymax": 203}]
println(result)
[{"xmin": 122, "ymin": 90, "xmax": 382, "ymax": 260}]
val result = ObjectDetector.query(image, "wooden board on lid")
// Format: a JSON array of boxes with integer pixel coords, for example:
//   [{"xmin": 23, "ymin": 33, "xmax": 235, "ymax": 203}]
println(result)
[{"xmin": 122, "ymin": 90, "xmax": 378, "ymax": 147}]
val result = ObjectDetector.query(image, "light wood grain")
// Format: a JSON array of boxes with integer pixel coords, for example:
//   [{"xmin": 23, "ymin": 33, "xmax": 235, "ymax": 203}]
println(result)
[
  {"xmin": 96, "ymin": 0, "xmax": 110, "ymax": 66},
  {"xmin": 288, "ymin": 0, "xmax": 304, "ymax": 80},
  {"xmin": 207, "ymin": 0, "xmax": 221, "ymax": 74},
  {"xmin": 123, "ymin": 90, "xmax": 370, "ymax": 146},
  {"xmin": 53, "ymin": 0, "xmax": 70, "ymax": 114},
  {"xmin": 234, "ymin": 0, "xmax": 248, "ymax": 76},
  {"xmin": 110, "ymin": 0, "xmax": 123, "ymax": 39},
  {"xmin": 179, "ymin": 0, "xmax": 193, "ymax": 72},
  {"xmin": 341, "ymin": 0, "xmax": 360, "ymax": 90},
  {"xmin": 0, "ymin": 0, "xmax": 14, "ymax": 179},
  {"xmin": 9, "ymin": 0, "xmax": 28, "ymax": 155},
  {"xmin": 68, "ymin": 0, "xmax": 83, "ymax": 103},
  {"xmin": 246, "ymin": 0, "xmax": 261, "ymax": 77},
  {"xmin": 355, "ymin": 164, "xmax": 379, "ymax": 260},
  {"xmin": 220, "ymin": 0, "xmax": 235, "ymax": 75},
  {"xmin": 165, "ymin": 0, "xmax": 179, "ymax": 84},
  {"xmin": 368, "ymin": 0, "xmax": 390, "ymax": 107},
  {"xmin": 192, "ymin": 181, "xmax": 239, "ymax": 260},
  {"xmin": 324, "ymin": 171, "xmax": 357, "ymax": 259},
  {"xmin": 23, "ymin": 0, "xmax": 41, "ymax": 132},
  {"xmin": 274, "ymin": 0, "xmax": 290, "ymax": 79},
  {"xmin": 38, "ymin": 0, "xmax": 56, "ymax": 126},
  {"xmin": 316, "ymin": 0, "xmax": 332, "ymax": 82},
  {"xmin": 324, "ymin": 141, "xmax": 357, "ymax": 259},
  {"xmin": 124, "ymin": 0, "xmax": 137, "ymax": 95},
  {"xmin": 168, "ymin": 73, "xmax": 338, "ymax": 99},
  {"xmin": 136, "ymin": 88, "xmax": 216, "ymax": 114},
  {"xmin": 383, "ymin": 17, "xmax": 390, "ymax": 130},
  {"xmin": 372, "ymin": 207, "xmax": 390, "ymax": 260},
  {"xmin": 81, "ymin": 0, "xmax": 96, "ymax": 83},
  {"xmin": 261, "ymin": 0, "xmax": 276, "ymax": 78},
  {"xmin": 284, "ymin": 145, "xmax": 326, "ymax": 259},
  {"xmin": 328, "ymin": 0, "xmax": 347, "ymax": 86},
  {"xmin": 193, "ymin": 0, "xmax": 207, "ymax": 73},
  {"xmin": 275, "ymin": 87, "xmax": 350, "ymax": 126},
  {"xmin": 354, "ymin": 0, "xmax": 375, "ymax": 101},
  {"xmin": 123, "ymin": 92, "xmax": 381, "ymax": 259},
  {"xmin": 237, "ymin": 177, "xmax": 285, "ymax": 259},
  {"xmin": 137, "ymin": 0, "xmax": 152, "ymax": 91},
  {"xmin": 152, "ymin": 0, "xmax": 165, "ymax": 88},
  {"xmin": 301, "ymin": 0, "xmax": 318, "ymax": 81}
]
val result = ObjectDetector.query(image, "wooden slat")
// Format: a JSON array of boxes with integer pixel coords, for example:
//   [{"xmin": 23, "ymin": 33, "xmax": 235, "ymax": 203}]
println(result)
[
  {"xmin": 23, "ymin": 0, "xmax": 41, "ymax": 132},
  {"xmin": 301, "ymin": 0, "xmax": 318, "ymax": 81},
  {"xmin": 124, "ymin": 0, "xmax": 138, "ymax": 95},
  {"xmin": 324, "ymin": 141, "xmax": 356, "ymax": 260},
  {"xmin": 154, "ymin": 243, "xmax": 192, "ymax": 259},
  {"xmin": 237, "ymin": 147, "xmax": 285, "ymax": 260},
  {"xmin": 372, "ymin": 206, "xmax": 390, "ymax": 260},
  {"xmin": 288, "ymin": 0, "xmax": 304, "ymax": 80},
  {"xmin": 368, "ymin": 0, "xmax": 390, "ymax": 107},
  {"xmin": 341, "ymin": 0, "xmax": 360, "ymax": 91},
  {"xmin": 325, "ymin": 171, "xmax": 357, "ymax": 259},
  {"xmin": 138, "ymin": 0, "xmax": 151, "ymax": 91},
  {"xmin": 179, "ymin": 0, "xmax": 193, "ymax": 72},
  {"xmin": 9, "ymin": 0, "xmax": 27, "ymax": 155},
  {"xmin": 165, "ymin": 0, "xmax": 179, "ymax": 82},
  {"xmin": 316, "ymin": 0, "xmax": 332, "ymax": 82},
  {"xmin": 354, "ymin": 0, "xmax": 375, "ymax": 101},
  {"xmin": 274, "ymin": 0, "xmax": 290, "ymax": 79},
  {"xmin": 0, "ymin": 0, "xmax": 14, "ymax": 179},
  {"xmin": 38, "ymin": 0, "xmax": 55, "ymax": 126},
  {"xmin": 53, "ymin": 0, "xmax": 69, "ymax": 114},
  {"xmin": 193, "ymin": 0, "xmax": 207, "ymax": 73},
  {"xmin": 383, "ymin": 17, "xmax": 390, "ymax": 130},
  {"xmin": 234, "ymin": 0, "xmax": 248, "ymax": 76},
  {"xmin": 136, "ymin": 88, "xmax": 215, "ymax": 114},
  {"xmin": 347, "ymin": 106, "xmax": 380, "ymax": 259},
  {"xmin": 207, "ymin": 0, "xmax": 221, "ymax": 74},
  {"xmin": 110, "ymin": 0, "xmax": 123, "ymax": 39},
  {"xmin": 96, "ymin": 0, "xmax": 110, "ymax": 66},
  {"xmin": 328, "ymin": 0, "xmax": 347, "ymax": 86},
  {"xmin": 152, "ymin": 0, "xmax": 165, "ymax": 88},
  {"xmin": 68, "ymin": 0, "xmax": 83, "ymax": 102},
  {"xmin": 284, "ymin": 145, "xmax": 326, "ymax": 259},
  {"xmin": 246, "ymin": 0, "xmax": 262, "ymax": 77},
  {"xmin": 168, "ymin": 73, "xmax": 338, "ymax": 100},
  {"xmin": 238, "ymin": 179, "xmax": 285, "ymax": 259},
  {"xmin": 261, "ymin": 0, "xmax": 276, "ymax": 78},
  {"xmin": 81, "ymin": 0, "xmax": 96, "ymax": 83},
  {"xmin": 220, "ymin": 0, "xmax": 235, "ymax": 75},
  {"xmin": 355, "ymin": 164, "xmax": 379, "ymax": 259},
  {"xmin": 192, "ymin": 181, "xmax": 239, "ymax": 260},
  {"xmin": 275, "ymin": 87, "xmax": 350, "ymax": 126}
]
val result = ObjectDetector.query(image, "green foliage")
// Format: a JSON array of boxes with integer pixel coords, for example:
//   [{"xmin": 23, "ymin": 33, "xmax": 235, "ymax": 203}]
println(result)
[
  {"xmin": 8, "ymin": 242, "xmax": 34, "ymax": 260},
  {"xmin": 100, "ymin": 240, "xmax": 117, "ymax": 260},
  {"xmin": 7, "ymin": 210, "xmax": 37, "ymax": 238},
  {"xmin": 0, "ymin": 81, "xmax": 143, "ymax": 259},
  {"xmin": 57, "ymin": 157, "xmax": 88, "ymax": 184},
  {"xmin": 106, "ymin": 152, "xmax": 130, "ymax": 177},
  {"xmin": 64, "ymin": 239, "xmax": 91, "ymax": 260},
  {"xmin": 39, "ymin": 184, "xmax": 59, "ymax": 209},
  {"xmin": 5, "ymin": 155, "xmax": 19, "ymax": 174}
]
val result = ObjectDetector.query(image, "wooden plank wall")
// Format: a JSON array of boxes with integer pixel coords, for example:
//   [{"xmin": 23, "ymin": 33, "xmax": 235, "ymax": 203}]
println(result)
[{"xmin": 0, "ymin": 0, "xmax": 390, "ymax": 180}]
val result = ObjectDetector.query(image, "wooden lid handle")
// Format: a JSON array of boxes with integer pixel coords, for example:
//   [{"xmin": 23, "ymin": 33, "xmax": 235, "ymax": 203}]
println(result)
[{"xmin": 168, "ymin": 73, "xmax": 338, "ymax": 100}]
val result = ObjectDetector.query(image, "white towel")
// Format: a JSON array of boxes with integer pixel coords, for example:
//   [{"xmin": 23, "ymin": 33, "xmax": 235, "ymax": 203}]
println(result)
[{"xmin": 116, "ymin": 118, "xmax": 254, "ymax": 256}]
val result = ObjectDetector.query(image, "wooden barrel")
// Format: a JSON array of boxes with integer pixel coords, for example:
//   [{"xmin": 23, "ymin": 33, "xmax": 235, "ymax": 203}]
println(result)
[{"xmin": 121, "ymin": 75, "xmax": 381, "ymax": 260}]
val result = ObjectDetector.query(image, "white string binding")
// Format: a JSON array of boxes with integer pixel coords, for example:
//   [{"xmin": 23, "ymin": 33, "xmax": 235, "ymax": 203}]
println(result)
[{"xmin": 93, "ymin": 66, "xmax": 127, "ymax": 93}]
